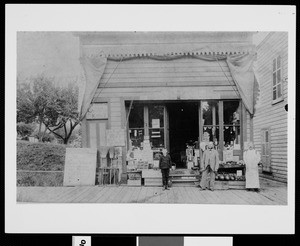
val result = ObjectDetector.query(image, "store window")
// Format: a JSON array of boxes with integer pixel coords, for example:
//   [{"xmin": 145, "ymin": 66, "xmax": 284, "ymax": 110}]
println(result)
[
  {"xmin": 202, "ymin": 101, "xmax": 219, "ymax": 149},
  {"xmin": 223, "ymin": 101, "xmax": 241, "ymax": 149},
  {"xmin": 128, "ymin": 104, "xmax": 144, "ymax": 147},
  {"xmin": 148, "ymin": 105, "xmax": 165, "ymax": 148},
  {"xmin": 272, "ymin": 56, "xmax": 283, "ymax": 101}
]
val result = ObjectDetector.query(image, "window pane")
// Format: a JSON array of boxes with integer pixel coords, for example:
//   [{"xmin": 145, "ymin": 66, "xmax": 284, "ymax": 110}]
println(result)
[
  {"xmin": 202, "ymin": 101, "xmax": 219, "ymax": 125},
  {"xmin": 150, "ymin": 129, "xmax": 164, "ymax": 148},
  {"xmin": 273, "ymin": 72, "xmax": 277, "ymax": 86},
  {"xmin": 129, "ymin": 129, "xmax": 144, "ymax": 147},
  {"xmin": 277, "ymin": 83, "xmax": 282, "ymax": 98},
  {"xmin": 223, "ymin": 101, "xmax": 240, "ymax": 125},
  {"xmin": 223, "ymin": 126, "xmax": 241, "ymax": 149},
  {"xmin": 129, "ymin": 104, "xmax": 144, "ymax": 128},
  {"xmin": 277, "ymin": 56, "xmax": 281, "ymax": 68},
  {"xmin": 149, "ymin": 105, "xmax": 164, "ymax": 128},
  {"xmin": 202, "ymin": 126, "xmax": 219, "ymax": 145},
  {"xmin": 273, "ymin": 88, "xmax": 277, "ymax": 100},
  {"xmin": 273, "ymin": 59, "xmax": 276, "ymax": 71},
  {"xmin": 277, "ymin": 69, "xmax": 281, "ymax": 82}
]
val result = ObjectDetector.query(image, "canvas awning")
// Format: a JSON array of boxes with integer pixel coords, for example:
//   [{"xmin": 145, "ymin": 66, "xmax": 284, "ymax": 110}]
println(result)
[{"xmin": 79, "ymin": 51, "xmax": 259, "ymax": 119}]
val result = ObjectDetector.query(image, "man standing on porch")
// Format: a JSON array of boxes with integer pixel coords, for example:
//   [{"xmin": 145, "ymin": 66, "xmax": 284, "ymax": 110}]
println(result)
[
  {"xmin": 159, "ymin": 148, "xmax": 172, "ymax": 190},
  {"xmin": 200, "ymin": 142, "xmax": 219, "ymax": 191}
]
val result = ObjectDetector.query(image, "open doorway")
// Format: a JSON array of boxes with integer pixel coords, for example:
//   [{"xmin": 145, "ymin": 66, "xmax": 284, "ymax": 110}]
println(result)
[{"xmin": 167, "ymin": 102, "xmax": 199, "ymax": 168}]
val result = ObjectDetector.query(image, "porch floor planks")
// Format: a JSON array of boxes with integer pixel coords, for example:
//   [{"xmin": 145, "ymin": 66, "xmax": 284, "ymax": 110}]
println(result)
[
  {"xmin": 16, "ymin": 178, "xmax": 287, "ymax": 205},
  {"xmin": 58, "ymin": 186, "xmax": 91, "ymax": 203},
  {"xmin": 72, "ymin": 186, "xmax": 104, "ymax": 203},
  {"xmin": 17, "ymin": 187, "xmax": 49, "ymax": 203},
  {"xmin": 207, "ymin": 190, "xmax": 230, "ymax": 204},
  {"xmin": 50, "ymin": 187, "xmax": 79, "ymax": 203},
  {"xmin": 144, "ymin": 187, "xmax": 155, "ymax": 203},
  {"xmin": 258, "ymin": 190, "xmax": 286, "ymax": 205},
  {"xmin": 183, "ymin": 187, "xmax": 200, "ymax": 204},
  {"xmin": 76, "ymin": 186, "xmax": 104, "ymax": 203},
  {"xmin": 189, "ymin": 187, "xmax": 208, "ymax": 204},
  {"xmin": 103, "ymin": 186, "xmax": 125, "ymax": 203},
  {"xmin": 152, "ymin": 187, "xmax": 163, "ymax": 204},
  {"xmin": 128, "ymin": 187, "xmax": 142, "ymax": 203},
  {"xmin": 136, "ymin": 185, "xmax": 148, "ymax": 203},
  {"xmin": 38, "ymin": 187, "xmax": 77, "ymax": 203},
  {"xmin": 234, "ymin": 190, "xmax": 274, "ymax": 205},
  {"xmin": 160, "ymin": 188, "xmax": 169, "ymax": 203},
  {"xmin": 177, "ymin": 187, "xmax": 190, "ymax": 204},
  {"xmin": 113, "ymin": 186, "xmax": 133, "ymax": 203},
  {"xmin": 167, "ymin": 187, "xmax": 177, "ymax": 204},
  {"xmin": 120, "ymin": 187, "xmax": 138, "ymax": 203},
  {"xmin": 260, "ymin": 187, "xmax": 287, "ymax": 203},
  {"xmin": 218, "ymin": 190, "xmax": 247, "ymax": 205},
  {"xmin": 226, "ymin": 190, "xmax": 250, "ymax": 205},
  {"xmin": 89, "ymin": 186, "xmax": 114, "ymax": 203}
]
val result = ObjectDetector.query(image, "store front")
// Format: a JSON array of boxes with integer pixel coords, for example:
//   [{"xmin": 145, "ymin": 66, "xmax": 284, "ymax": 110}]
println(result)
[
  {"xmin": 126, "ymin": 99, "xmax": 243, "ymax": 168},
  {"xmin": 76, "ymin": 32, "xmax": 258, "ymax": 186}
]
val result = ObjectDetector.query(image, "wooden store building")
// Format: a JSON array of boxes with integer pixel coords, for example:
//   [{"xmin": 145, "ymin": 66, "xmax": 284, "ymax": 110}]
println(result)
[{"xmin": 74, "ymin": 32, "xmax": 260, "ymax": 187}]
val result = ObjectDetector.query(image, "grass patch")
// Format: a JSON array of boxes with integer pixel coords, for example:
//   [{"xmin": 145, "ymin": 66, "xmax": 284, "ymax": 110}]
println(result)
[
  {"xmin": 17, "ymin": 140, "xmax": 66, "ymax": 171},
  {"xmin": 17, "ymin": 171, "xmax": 64, "ymax": 186},
  {"xmin": 17, "ymin": 140, "xmax": 66, "ymax": 186}
]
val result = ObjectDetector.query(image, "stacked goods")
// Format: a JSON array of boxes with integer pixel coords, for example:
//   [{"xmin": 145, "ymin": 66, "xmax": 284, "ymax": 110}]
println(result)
[
  {"xmin": 141, "ymin": 137, "xmax": 154, "ymax": 164},
  {"xmin": 127, "ymin": 171, "xmax": 142, "ymax": 186},
  {"xmin": 137, "ymin": 161, "xmax": 149, "ymax": 170}
]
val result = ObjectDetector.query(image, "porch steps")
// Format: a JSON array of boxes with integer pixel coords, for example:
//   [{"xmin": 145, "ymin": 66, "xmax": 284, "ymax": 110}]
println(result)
[{"xmin": 170, "ymin": 169, "xmax": 200, "ymax": 187}]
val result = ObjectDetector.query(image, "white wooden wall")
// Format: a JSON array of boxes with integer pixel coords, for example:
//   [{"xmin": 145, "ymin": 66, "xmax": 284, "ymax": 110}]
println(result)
[{"xmin": 253, "ymin": 32, "xmax": 288, "ymax": 182}]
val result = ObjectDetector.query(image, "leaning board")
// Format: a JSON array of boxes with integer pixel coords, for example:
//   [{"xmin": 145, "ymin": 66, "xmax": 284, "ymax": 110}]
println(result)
[{"xmin": 63, "ymin": 148, "xmax": 97, "ymax": 186}]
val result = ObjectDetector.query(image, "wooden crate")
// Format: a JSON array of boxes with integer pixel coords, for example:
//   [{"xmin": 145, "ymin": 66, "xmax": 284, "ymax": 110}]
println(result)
[
  {"xmin": 127, "ymin": 179, "xmax": 142, "ymax": 186},
  {"xmin": 214, "ymin": 181, "xmax": 229, "ymax": 190},
  {"xmin": 144, "ymin": 178, "xmax": 162, "ymax": 187},
  {"xmin": 228, "ymin": 180, "xmax": 245, "ymax": 189}
]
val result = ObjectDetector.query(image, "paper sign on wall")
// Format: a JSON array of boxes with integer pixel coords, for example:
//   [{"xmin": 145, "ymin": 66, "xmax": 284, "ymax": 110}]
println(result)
[
  {"xmin": 86, "ymin": 103, "xmax": 108, "ymax": 119},
  {"xmin": 152, "ymin": 119, "xmax": 160, "ymax": 128},
  {"xmin": 223, "ymin": 149, "xmax": 233, "ymax": 162}
]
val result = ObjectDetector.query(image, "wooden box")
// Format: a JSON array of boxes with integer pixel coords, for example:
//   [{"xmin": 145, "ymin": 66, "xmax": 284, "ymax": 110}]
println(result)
[
  {"xmin": 228, "ymin": 180, "xmax": 245, "ymax": 189},
  {"xmin": 214, "ymin": 181, "xmax": 229, "ymax": 190}
]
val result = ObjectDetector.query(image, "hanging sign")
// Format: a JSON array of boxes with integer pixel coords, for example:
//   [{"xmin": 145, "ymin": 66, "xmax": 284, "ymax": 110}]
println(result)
[
  {"xmin": 152, "ymin": 119, "xmax": 160, "ymax": 128},
  {"xmin": 86, "ymin": 103, "xmax": 108, "ymax": 119},
  {"xmin": 223, "ymin": 149, "xmax": 234, "ymax": 162}
]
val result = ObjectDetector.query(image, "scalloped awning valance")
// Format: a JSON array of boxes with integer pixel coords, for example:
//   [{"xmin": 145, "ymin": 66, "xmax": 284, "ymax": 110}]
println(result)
[{"xmin": 79, "ymin": 51, "xmax": 259, "ymax": 120}]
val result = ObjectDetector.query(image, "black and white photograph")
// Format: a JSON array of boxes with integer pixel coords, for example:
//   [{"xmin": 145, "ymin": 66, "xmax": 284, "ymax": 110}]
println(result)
[
  {"xmin": 15, "ymin": 31, "xmax": 288, "ymax": 205},
  {"xmin": 5, "ymin": 5, "xmax": 295, "ymax": 234}
]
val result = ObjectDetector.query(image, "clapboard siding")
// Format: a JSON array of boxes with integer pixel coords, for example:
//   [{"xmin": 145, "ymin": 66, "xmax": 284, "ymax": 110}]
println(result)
[{"xmin": 254, "ymin": 32, "xmax": 288, "ymax": 182}]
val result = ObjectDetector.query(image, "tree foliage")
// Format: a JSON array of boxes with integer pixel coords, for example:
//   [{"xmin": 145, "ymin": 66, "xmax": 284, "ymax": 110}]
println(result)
[{"xmin": 17, "ymin": 75, "xmax": 81, "ymax": 144}]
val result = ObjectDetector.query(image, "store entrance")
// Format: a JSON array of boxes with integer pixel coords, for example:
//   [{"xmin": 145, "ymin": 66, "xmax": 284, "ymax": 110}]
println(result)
[{"xmin": 167, "ymin": 102, "xmax": 199, "ymax": 168}]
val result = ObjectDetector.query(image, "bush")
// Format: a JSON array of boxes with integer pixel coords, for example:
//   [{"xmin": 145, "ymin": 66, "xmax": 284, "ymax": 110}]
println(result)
[
  {"xmin": 17, "ymin": 122, "xmax": 35, "ymax": 138},
  {"xmin": 17, "ymin": 140, "xmax": 66, "ymax": 171}
]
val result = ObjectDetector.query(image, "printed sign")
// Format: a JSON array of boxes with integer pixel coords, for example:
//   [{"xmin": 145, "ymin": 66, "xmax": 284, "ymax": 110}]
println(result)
[
  {"xmin": 63, "ymin": 148, "xmax": 97, "ymax": 186},
  {"xmin": 223, "ymin": 149, "xmax": 234, "ymax": 162},
  {"xmin": 106, "ymin": 128, "xmax": 125, "ymax": 146},
  {"xmin": 86, "ymin": 103, "xmax": 108, "ymax": 119},
  {"xmin": 152, "ymin": 119, "xmax": 160, "ymax": 128}
]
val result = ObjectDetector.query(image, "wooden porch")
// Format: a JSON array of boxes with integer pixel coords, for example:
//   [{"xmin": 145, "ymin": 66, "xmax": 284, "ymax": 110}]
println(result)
[{"xmin": 17, "ymin": 178, "xmax": 287, "ymax": 205}]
